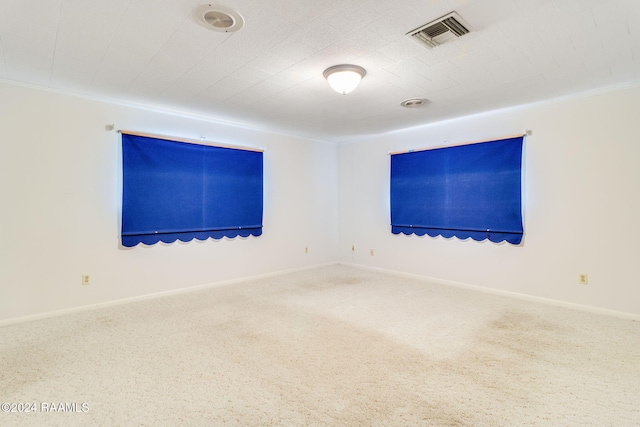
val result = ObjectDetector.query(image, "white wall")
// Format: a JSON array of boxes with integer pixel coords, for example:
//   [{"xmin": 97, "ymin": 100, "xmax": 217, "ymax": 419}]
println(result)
[
  {"xmin": 4, "ymin": 81, "xmax": 639, "ymax": 322},
  {"xmin": 0, "ymin": 82, "xmax": 339, "ymax": 322},
  {"xmin": 338, "ymin": 85, "xmax": 640, "ymax": 316}
]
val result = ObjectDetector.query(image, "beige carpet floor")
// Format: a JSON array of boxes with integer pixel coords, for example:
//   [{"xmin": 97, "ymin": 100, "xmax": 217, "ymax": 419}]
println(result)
[{"xmin": 1, "ymin": 264, "xmax": 639, "ymax": 426}]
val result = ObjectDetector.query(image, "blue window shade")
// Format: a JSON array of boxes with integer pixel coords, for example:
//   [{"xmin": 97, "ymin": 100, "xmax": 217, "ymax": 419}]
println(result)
[
  {"xmin": 390, "ymin": 136, "xmax": 524, "ymax": 244},
  {"xmin": 121, "ymin": 133, "xmax": 263, "ymax": 247}
]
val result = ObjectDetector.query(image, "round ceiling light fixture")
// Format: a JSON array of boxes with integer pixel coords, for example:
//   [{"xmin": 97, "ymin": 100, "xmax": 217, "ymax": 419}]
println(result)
[
  {"xmin": 400, "ymin": 98, "xmax": 429, "ymax": 108},
  {"xmin": 323, "ymin": 64, "xmax": 366, "ymax": 95},
  {"xmin": 195, "ymin": 4, "xmax": 244, "ymax": 32}
]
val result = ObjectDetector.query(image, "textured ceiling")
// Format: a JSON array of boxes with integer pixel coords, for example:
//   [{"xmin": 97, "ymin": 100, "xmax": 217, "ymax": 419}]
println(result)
[{"xmin": 1, "ymin": 0, "xmax": 639, "ymax": 142}]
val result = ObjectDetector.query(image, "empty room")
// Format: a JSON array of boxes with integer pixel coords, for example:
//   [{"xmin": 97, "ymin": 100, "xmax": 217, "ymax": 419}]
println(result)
[{"xmin": 1, "ymin": 0, "xmax": 640, "ymax": 425}]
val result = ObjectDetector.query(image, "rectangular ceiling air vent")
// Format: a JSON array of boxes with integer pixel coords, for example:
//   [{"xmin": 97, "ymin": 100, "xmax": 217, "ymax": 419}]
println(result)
[{"xmin": 407, "ymin": 12, "xmax": 471, "ymax": 49}]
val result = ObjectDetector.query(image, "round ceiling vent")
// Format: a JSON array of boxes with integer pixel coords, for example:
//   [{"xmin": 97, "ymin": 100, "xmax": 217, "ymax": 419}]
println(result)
[
  {"xmin": 195, "ymin": 4, "xmax": 244, "ymax": 33},
  {"xmin": 401, "ymin": 98, "xmax": 429, "ymax": 108}
]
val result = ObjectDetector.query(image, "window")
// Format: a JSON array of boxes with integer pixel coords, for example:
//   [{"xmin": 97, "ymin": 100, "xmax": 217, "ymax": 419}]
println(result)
[
  {"xmin": 121, "ymin": 133, "xmax": 263, "ymax": 247},
  {"xmin": 390, "ymin": 136, "xmax": 524, "ymax": 244}
]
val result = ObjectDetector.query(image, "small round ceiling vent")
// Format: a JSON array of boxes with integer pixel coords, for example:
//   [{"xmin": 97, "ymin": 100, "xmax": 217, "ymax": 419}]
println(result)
[
  {"xmin": 401, "ymin": 98, "xmax": 429, "ymax": 108},
  {"xmin": 195, "ymin": 4, "xmax": 244, "ymax": 32}
]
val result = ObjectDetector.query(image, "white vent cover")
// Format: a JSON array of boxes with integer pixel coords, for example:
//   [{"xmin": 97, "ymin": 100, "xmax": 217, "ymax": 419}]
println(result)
[
  {"xmin": 401, "ymin": 98, "xmax": 429, "ymax": 108},
  {"xmin": 194, "ymin": 4, "xmax": 244, "ymax": 33},
  {"xmin": 407, "ymin": 12, "xmax": 471, "ymax": 48}
]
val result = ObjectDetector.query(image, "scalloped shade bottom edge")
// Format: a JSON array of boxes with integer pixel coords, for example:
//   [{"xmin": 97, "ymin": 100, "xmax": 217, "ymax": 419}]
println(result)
[
  {"xmin": 391, "ymin": 226, "xmax": 522, "ymax": 245},
  {"xmin": 122, "ymin": 229, "xmax": 262, "ymax": 247}
]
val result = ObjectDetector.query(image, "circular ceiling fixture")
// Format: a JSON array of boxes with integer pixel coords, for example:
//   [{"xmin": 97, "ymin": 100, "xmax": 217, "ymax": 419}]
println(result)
[
  {"xmin": 323, "ymin": 64, "xmax": 366, "ymax": 95},
  {"xmin": 195, "ymin": 4, "xmax": 244, "ymax": 32},
  {"xmin": 400, "ymin": 98, "xmax": 429, "ymax": 108}
]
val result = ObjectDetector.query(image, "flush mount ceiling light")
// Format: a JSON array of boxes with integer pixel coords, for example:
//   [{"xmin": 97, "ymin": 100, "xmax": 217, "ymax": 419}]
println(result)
[
  {"xmin": 323, "ymin": 64, "xmax": 366, "ymax": 95},
  {"xmin": 195, "ymin": 4, "xmax": 244, "ymax": 32}
]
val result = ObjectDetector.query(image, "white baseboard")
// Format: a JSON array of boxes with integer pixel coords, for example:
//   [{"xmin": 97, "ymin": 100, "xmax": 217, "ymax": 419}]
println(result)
[
  {"xmin": 5, "ymin": 261, "xmax": 638, "ymax": 326},
  {"xmin": 0, "ymin": 262, "xmax": 336, "ymax": 327},
  {"xmin": 339, "ymin": 261, "xmax": 640, "ymax": 321}
]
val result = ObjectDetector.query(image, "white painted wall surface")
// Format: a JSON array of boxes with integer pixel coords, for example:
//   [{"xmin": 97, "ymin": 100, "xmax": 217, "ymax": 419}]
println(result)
[
  {"xmin": 3, "ymin": 81, "xmax": 639, "ymax": 322},
  {"xmin": 0, "ymin": 82, "xmax": 339, "ymax": 322},
  {"xmin": 338, "ymin": 85, "xmax": 640, "ymax": 316}
]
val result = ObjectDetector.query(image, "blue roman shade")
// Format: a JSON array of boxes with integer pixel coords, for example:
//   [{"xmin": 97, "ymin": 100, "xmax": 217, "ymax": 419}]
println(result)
[
  {"xmin": 390, "ymin": 136, "xmax": 524, "ymax": 244},
  {"xmin": 121, "ymin": 133, "xmax": 263, "ymax": 247}
]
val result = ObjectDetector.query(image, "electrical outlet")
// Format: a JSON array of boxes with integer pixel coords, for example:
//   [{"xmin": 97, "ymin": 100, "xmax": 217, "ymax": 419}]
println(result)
[
  {"xmin": 82, "ymin": 275, "xmax": 90, "ymax": 285},
  {"xmin": 370, "ymin": 249, "xmax": 374, "ymax": 256},
  {"xmin": 351, "ymin": 245, "xmax": 355, "ymax": 252},
  {"xmin": 579, "ymin": 274, "xmax": 588, "ymax": 285},
  {"xmin": 305, "ymin": 247, "xmax": 308, "ymax": 254}
]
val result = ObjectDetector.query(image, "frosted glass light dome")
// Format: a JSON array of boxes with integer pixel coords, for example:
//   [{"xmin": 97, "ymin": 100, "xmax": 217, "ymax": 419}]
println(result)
[{"xmin": 323, "ymin": 65, "xmax": 366, "ymax": 95}]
